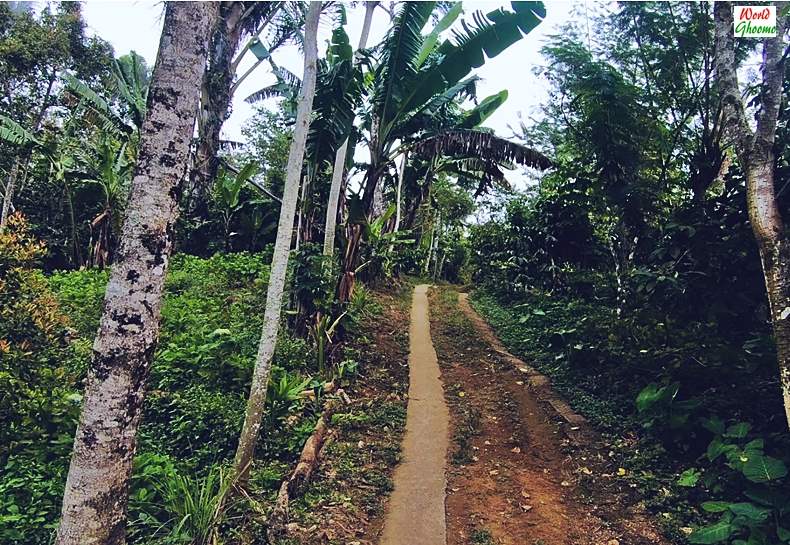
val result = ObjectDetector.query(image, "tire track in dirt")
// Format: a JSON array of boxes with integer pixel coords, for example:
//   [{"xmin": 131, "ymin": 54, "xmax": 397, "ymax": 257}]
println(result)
[{"xmin": 429, "ymin": 287, "xmax": 667, "ymax": 545}]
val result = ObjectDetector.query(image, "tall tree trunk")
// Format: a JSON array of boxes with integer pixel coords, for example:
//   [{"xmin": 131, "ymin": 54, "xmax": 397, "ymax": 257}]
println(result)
[
  {"xmin": 186, "ymin": 2, "xmax": 246, "ymax": 218},
  {"xmin": 322, "ymin": 1, "xmax": 378, "ymax": 257},
  {"xmin": 186, "ymin": 3, "xmax": 290, "ymax": 221},
  {"xmin": 233, "ymin": 1, "xmax": 321, "ymax": 481},
  {"xmin": 54, "ymin": 4, "xmax": 218, "ymax": 544},
  {"xmin": 714, "ymin": 2, "xmax": 790, "ymax": 427},
  {"xmin": 394, "ymin": 151, "xmax": 406, "ymax": 232},
  {"xmin": 0, "ymin": 158, "xmax": 20, "ymax": 229}
]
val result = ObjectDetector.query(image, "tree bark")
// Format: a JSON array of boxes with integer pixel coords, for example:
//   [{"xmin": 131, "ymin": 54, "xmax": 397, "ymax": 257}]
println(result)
[
  {"xmin": 186, "ymin": 2, "xmax": 246, "ymax": 217},
  {"xmin": 54, "ymin": 4, "xmax": 218, "ymax": 545},
  {"xmin": 233, "ymin": 1, "xmax": 321, "ymax": 482},
  {"xmin": 394, "ymin": 151, "xmax": 407, "ymax": 232},
  {"xmin": 714, "ymin": 2, "xmax": 790, "ymax": 427},
  {"xmin": 0, "ymin": 158, "xmax": 20, "ymax": 229},
  {"xmin": 322, "ymin": 1, "xmax": 378, "ymax": 257}
]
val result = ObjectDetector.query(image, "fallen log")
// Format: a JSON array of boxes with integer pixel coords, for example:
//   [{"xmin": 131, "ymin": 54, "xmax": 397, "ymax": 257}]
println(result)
[
  {"xmin": 298, "ymin": 379, "xmax": 336, "ymax": 399},
  {"xmin": 267, "ymin": 390, "xmax": 347, "ymax": 540}
]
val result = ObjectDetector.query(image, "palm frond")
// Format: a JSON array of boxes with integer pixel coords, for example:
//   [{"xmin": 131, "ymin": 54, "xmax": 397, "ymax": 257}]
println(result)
[
  {"xmin": 414, "ymin": 129, "xmax": 552, "ymax": 171},
  {"xmin": 244, "ymin": 65, "xmax": 302, "ymax": 104},
  {"xmin": 0, "ymin": 114, "xmax": 38, "ymax": 147}
]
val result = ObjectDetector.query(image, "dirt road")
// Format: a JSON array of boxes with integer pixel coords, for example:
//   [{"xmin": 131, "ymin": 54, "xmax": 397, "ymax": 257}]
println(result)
[{"xmin": 379, "ymin": 285, "xmax": 667, "ymax": 545}]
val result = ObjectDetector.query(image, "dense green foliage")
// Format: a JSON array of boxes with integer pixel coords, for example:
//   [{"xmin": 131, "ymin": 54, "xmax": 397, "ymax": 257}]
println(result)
[
  {"xmin": 0, "ymin": 221, "xmax": 378, "ymax": 543},
  {"xmin": 468, "ymin": 3, "xmax": 790, "ymax": 544},
  {"xmin": 3, "ymin": 2, "xmax": 789, "ymax": 544}
]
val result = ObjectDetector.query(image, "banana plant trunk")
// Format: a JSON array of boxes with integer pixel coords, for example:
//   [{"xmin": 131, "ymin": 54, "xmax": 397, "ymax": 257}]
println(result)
[
  {"xmin": 322, "ymin": 0, "xmax": 378, "ymax": 257},
  {"xmin": 54, "ymin": 4, "xmax": 218, "ymax": 545},
  {"xmin": 233, "ymin": 1, "xmax": 321, "ymax": 481},
  {"xmin": 714, "ymin": 2, "xmax": 790, "ymax": 427}
]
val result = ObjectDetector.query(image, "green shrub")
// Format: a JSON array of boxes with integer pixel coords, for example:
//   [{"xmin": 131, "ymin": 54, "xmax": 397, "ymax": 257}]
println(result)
[{"xmin": 0, "ymin": 214, "xmax": 82, "ymax": 544}]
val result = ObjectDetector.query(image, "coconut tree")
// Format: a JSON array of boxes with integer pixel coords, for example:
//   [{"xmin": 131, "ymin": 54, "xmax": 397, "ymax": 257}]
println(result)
[
  {"xmin": 233, "ymin": 0, "xmax": 321, "ymax": 482},
  {"xmin": 54, "ymin": 4, "xmax": 218, "ymax": 544},
  {"xmin": 187, "ymin": 2, "xmax": 305, "ymax": 218}
]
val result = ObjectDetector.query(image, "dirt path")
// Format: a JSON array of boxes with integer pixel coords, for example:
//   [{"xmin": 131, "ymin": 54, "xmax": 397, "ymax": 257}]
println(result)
[
  {"xmin": 380, "ymin": 284, "xmax": 450, "ymax": 545},
  {"xmin": 428, "ymin": 287, "xmax": 667, "ymax": 545}
]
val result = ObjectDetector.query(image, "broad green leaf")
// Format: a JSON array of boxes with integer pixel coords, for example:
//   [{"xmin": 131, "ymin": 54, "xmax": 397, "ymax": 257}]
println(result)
[
  {"xmin": 701, "ymin": 416, "xmax": 725, "ymax": 435},
  {"xmin": 689, "ymin": 519, "xmax": 735, "ymax": 544},
  {"xmin": 707, "ymin": 437, "xmax": 728, "ymax": 462},
  {"xmin": 460, "ymin": 90, "xmax": 508, "ymax": 128},
  {"xmin": 728, "ymin": 502, "xmax": 770, "ymax": 522},
  {"xmin": 677, "ymin": 468, "xmax": 700, "ymax": 487},
  {"xmin": 741, "ymin": 455, "xmax": 788, "ymax": 483},
  {"xmin": 744, "ymin": 439, "xmax": 764, "ymax": 453},
  {"xmin": 744, "ymin": 487, "xmax": 789, "ymax": 507},
  {"xmin": 724, "ymin": 422, "xmax": 751, "ymax": 439},
  {"xmin": 701, "ymin": 501, "xmax": 731, "ymax": 513},
  {"xmin": 415, "ymin": 2, "xmax": 464, "ymax": 67},
  {"xmin": 636, "ymin": 383, "xmax": 664, "ymax": 413}
]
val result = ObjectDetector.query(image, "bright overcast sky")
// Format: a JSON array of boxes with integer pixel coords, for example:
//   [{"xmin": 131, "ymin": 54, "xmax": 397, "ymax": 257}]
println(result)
[{"xmin": 82, "ymin": 1, "xmax": 574, "ymax": 145}]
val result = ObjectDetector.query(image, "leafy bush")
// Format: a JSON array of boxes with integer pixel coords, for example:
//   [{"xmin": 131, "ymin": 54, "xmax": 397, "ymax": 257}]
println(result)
[
  {"xmin": 0, "ymin": 249, "xmax": 326, "ymax": 543},
  {"xmin": 0, "ymin": 214, "xmax": 82, "ymax": 545},
  {"xmin": 684, "ymin": 419, "xmax": 790, "ymax": 544}
]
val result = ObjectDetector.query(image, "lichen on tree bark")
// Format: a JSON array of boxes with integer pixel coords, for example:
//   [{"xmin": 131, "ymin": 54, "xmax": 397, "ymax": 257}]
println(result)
[{"xmin": 54, "ymin": 4, "xmax": 219, "ymax": 544}]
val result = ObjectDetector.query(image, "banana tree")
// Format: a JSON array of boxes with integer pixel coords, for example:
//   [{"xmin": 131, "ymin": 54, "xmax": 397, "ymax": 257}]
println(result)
[
  {"xmin": 246, "ymin": 7, "xmax": 365, "ymax": 248},
  {"xmin": 335, "ymin": 1, "xmax": 548, "ymax": 300},
  {"xmin": 64, "ymin": 52, "xmax": 149, "ymax": 141},
  {"xmin": 214, "ymin": 161, "xmax": 268, "ymax": 251},
  {"xmin": 81, "ymin": 136, "xmax": 133, "ymax": 268}
]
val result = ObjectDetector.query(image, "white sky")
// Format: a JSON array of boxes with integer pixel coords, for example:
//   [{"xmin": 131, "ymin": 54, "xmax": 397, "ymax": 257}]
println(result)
[{"xmin": 82, "ymin": 1, "xmax": 574, "ymax": 145}]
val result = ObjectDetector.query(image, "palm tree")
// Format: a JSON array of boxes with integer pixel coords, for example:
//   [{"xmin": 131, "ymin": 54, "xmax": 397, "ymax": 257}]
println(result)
[
  {"xmin": 187, "ymin": 2, "xmax": 305, "ymax": 219},
  {"xmin": 54, "ymin": 4, "xmax": 219, "ymax": 543}
]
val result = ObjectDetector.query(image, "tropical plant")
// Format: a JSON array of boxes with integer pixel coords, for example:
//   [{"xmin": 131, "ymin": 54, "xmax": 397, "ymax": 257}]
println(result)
[
  {"xmin": 308, "ymin": 311, "xmax": 347, "ymax": 376},
  {"xmin": 335, "ymin": 1, "xmax": 550, "ymax": 299},
  {"xmin": 154, "ymin": 464, "xmax": 235, "ymax": 545}
]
